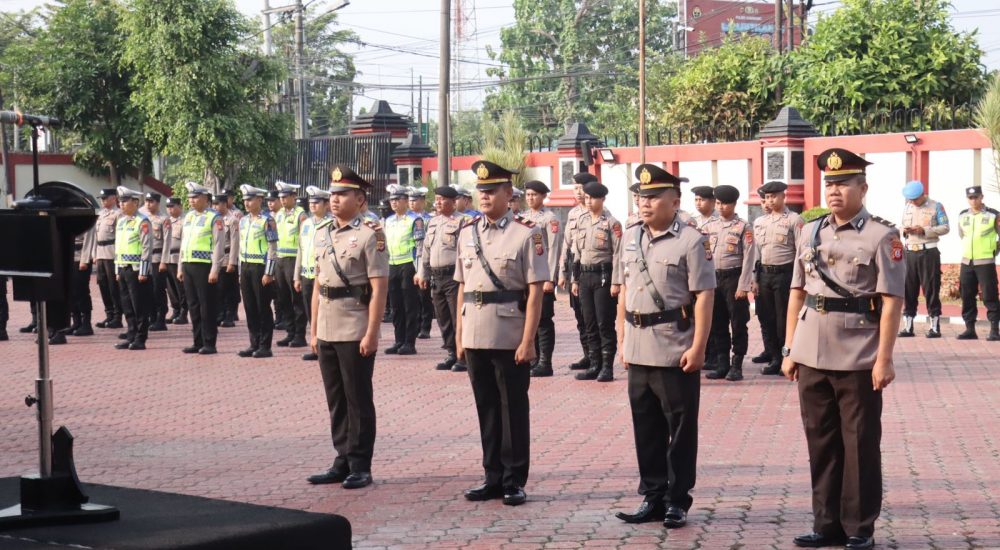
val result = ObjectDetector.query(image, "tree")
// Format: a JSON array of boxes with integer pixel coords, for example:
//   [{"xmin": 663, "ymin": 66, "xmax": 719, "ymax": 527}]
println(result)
[
  {"xmin": 6, "ymin": 0, "xmax": 148, "ymax": 183},
  {"xmin": 121, "ymin": 0, "xmax": 293, "ymax": 190},
  {"xmin": 270, "ymin": 2, "xmax": 357, "ymax": 136},
  {"xmin": 785, "ymin": 0, "xmax": 986, "ymax": 133},
  {"xmin": 976, "ymin": 73, "xmax": 1000, "ymax": 193},
  {"xmin": 484, "ymin": 0, "xmax": 676, "ymax": 133},
  {"xmin": 480, "ymin": 111, "xmax": 527, "ymax": 188}
]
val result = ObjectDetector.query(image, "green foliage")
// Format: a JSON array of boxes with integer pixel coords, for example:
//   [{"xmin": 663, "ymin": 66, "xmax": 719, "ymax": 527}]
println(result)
[
  {"xmin": 801, "ymin": 206, "xmax": 831, "ymax": 223},
  {"xmin": 484, "ymin": 0, "xmax": 676, "ymax": 133},
  {"xmin": 785, "ymin": 0, "xmax": 986, "ymax": 134},
  {"xmin": 121, "ymin": 0, "xmax": 293, "ymax": 190},
  {"xmin": 480, "ymin": 112, "xmax": 528, "ymax": 188},
  {"xmin": 451, "ymin": 110, "xmax": 483, "ymax": 150},
  {"xmin": 976, "ymin": 73, "xmax": 1000, "ymax": 193}
]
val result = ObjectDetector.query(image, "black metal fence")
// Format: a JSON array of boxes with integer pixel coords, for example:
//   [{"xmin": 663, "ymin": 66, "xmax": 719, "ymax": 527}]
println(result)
[{"xmin": 264, "ymin": 132, "xmax": 394, "ymax": 205}]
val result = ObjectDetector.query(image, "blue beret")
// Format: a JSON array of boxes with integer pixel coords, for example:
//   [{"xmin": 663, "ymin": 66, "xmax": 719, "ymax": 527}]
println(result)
[{"xmin": 902, "ymin": 181, "xmax": 924, "ymax": 200}]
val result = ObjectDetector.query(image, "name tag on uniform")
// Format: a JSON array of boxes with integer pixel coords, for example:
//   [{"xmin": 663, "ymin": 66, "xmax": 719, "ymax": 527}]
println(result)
[
  {"xmin": 626, "ymin": 242, "xmax": 637, "ymax": 251},
  {"xmin": 466, "ymin": 240, "xmax": 476, "ymax": 247}
]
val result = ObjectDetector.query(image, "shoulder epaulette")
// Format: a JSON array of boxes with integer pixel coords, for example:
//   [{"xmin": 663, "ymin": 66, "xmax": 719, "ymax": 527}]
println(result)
[
  {"xmin": 364, "ymin": 219, "xmax": 382, "ymax": 231},
  {"xmin": 469, "ymin": 214, "xmax": 482, "ymax": 225},
  {"xmin": 626, "ymin": 218, "xmax": 642, "ymax": 228},
  {"xmin": 513, "ymin": 214, "xmax": 535, "ymax": 227},
  {"xmin": 985, "ymin": 207, "xmax": 1000, "ymax": 216},
  {"xmin": 870, "ymin": 215, "xmax": 895, "ymax": 228},
  {"xmin": 960, "ymin": 208, "xmax": 970, "ymax": 216},
  {"xmin": 315, "ymin": 218, "xmax": 334, "ymax": 230}
]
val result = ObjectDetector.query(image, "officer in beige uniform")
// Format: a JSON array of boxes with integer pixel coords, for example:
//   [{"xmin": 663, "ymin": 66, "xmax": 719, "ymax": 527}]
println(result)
[
  {"xmin": 67, "ymin": 221, "xmax": 97, "ymax": 337},
  {"xmin": 415, "ymin": 185, "xmax": 469, "ymax": 372},
  {"xmin": 161, "ymin": 197, "xmax": 188, "ymax": 325},
  {"xmin": 306, "ymin": 165, "xmax": 388, "ymax": 490},
  {"xmin": 782, "ymin": 149, "xmax": 905, "ymax": 550},
  {"xmin": 559, "ymin": 172, "xmax": 597, "ymax": 372},
  {"xmin": 614, "ymin": 163, "xmax": 715, "ymax": 529},
  {"xmin": 213, "ymin": 192, "xmax": 241, "ymax": 328},
  {"xmin": 703, "ymin": 185, "xmax": 755, "ymax": 381},
  {"xmin": 753, "ymin": 181, "xmax": 804, "ymax": 375},
  {"xmin": 899, "ymin": 180, "xmax": 950, "ymax": 338},
  {"xmin": 522, "ymin": 180, "xmax": 561, "ymax": 377},
  {"xmin": 94, "ymin": 188, "xmax": 124, "ymax": 329},
  {"xmin": 690, "ymin": 186, "xmax": 719, "ymax": 230},
  {"xmin": 456, "ymin": 160, "xmax": 548, "ymax": 507},
  {"xmin": 143, "ymin": 192, "xmax": 170, "ymax": 331}
]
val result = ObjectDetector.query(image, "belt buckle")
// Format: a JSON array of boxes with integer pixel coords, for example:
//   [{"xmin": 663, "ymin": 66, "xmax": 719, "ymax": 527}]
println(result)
[
  {"xmin": 474, "ymin": 290, "xmax": 484, "ymax": 308},
  {"xmin": 632, "ymin": 311, "xmax": 643, "ymax": 328},
  {"xmin": 815, "ymin": 295, "xmax": 826, "ymax": 313},
  {"xmin": 908, "ymin": 244, "xmax": 921, "ymax": 252}
]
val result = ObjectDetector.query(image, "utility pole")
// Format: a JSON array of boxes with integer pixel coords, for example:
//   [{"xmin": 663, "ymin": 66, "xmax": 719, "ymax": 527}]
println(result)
[
  {"xmin": 774, "ymin": 0, "xmax": 784, "ymax": 53},
  {"xmin": 786, "ymin": 0, "xmax": 795, "ymax": 52},
  {"xmin": 418, "ymin": 76, "xmax": 423, "ymax": 141},
  {"xmin": 0, "ymin": 88, "xmax": 10, "ymax": 204},
  {"xmin": 294, "ymin": 0, "xmax": 308, "ymax": 139},
  {"xmin": 410, "ymin": 69, "xmax": 415, "ymax": 120},
  {"xmin": 638, "ymin": 0, "xmax": 646, "ymax": 164},
  {"xmin": 438, "ymin": 0, "xmax": 451, "ymax": 188},
  {"xmin": 263, "ymin": 0, "xmax": 273, "ymax": 55}
]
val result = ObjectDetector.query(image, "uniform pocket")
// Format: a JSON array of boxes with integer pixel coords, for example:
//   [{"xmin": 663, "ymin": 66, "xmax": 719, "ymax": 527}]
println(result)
[
  {"xmin": 844, "ymin": 314, "xmax": 875, "ymax": 330},
  {"xmin": 848, "ymin": 250, "xmax": 874, "ymax": 283},
  {"xmin": 496, "ymin": 303, "xmax": 525, "ymax": 319},
  {"xmin": 662, "ymin": 255, "xmax": 682, "ymax": 277}
]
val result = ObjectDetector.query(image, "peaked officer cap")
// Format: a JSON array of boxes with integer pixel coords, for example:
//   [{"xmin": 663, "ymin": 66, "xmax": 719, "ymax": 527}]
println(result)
[
  {"xmin": 274, "ymin": 180, "xmax": 300, "ymax": 196},
  {"xmin": 817, "ymin": 148, "xmax": 872, "ymax": 182},
  {"xmin": 165, "ymin": 197, "xmax": 182, "ymax": 207},
  {"xmin": 185, "ymin": 181, "xmax": 211, "ymax": 197},
  {"xmin": 306, "ymin": 185, "xmax": 331, "ymax": 202},
  {"xmin": 240, "ymin": 184, "xmax": 268, "ymax": 199},
  {"xmin": 633, "ymin": 164, "xmax": 682, "ymax": 197},
  {"xmin": 329, "ymin": 164, "xmax": 370, "ymax": 193},
  {"xmin": 511, "ymin": 187, "xmax": 523, "ymax": 199},
  {"xmin": 471, "ymin": 160, "xmax": 518, "ymax": 190},
  {"xmin": 407, "ymin": 186, "xmax": 429, "ymax": 199},
  {"xmin": 116, "ymin": 186, "xmax": 143, "ymax": 201},
  {"xmin": 145, "ymin": 192, "xmax": 161, "ymax": 202},
  {"xmin": 387, "ymin": 184, "xmax": 409, "ymax": 199},
  {"xmin": 99, "ymin": 188, "xmax": 118, "ymax": 199},
  {"xmin": 966, "ymin": 185, "xmax": 983, "ymax": 197}
]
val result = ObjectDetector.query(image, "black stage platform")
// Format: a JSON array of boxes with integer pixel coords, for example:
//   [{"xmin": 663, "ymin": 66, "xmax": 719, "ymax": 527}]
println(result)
[{"xmin": 0, "ymin": 477, "xmax": 351, "ymax": 549}]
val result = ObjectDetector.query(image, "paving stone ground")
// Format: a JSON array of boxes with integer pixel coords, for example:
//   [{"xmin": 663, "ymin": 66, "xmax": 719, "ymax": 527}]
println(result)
[{"xmin": 1, "ymin": 287, "xmax": 998, "ymax": 549}]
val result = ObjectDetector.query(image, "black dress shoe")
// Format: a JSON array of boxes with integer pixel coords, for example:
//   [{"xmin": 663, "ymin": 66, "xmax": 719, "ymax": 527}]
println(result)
[
  {"xmin": 253, "ymin": 348, "xmax": 273, "ymax": 358},
  {"xmin": 417, "ymin": 329, "xmax": 431, "ymax": 339},
  {"xmin": 502, "ymin": 486, "xmax": 526, "ymax": 506},
  {"xmin": 398, "ymin": 344, "xmax": 416, "ymax": 355},
  {"xmin": 596, "ymin": 367, "xmax": 614, "ymax": 382},
  {"xmin": 451, "ymin": 361, "xmax": 467, "ymax": 372},
  {"xmin": 662, "ymin": 505, "xmax": 687, "ymax": 528},
  {"xmin": 276, "ymin": 335, "xmax": 293, "ymax": 347},
  {"xmin": 306, "ymin": 468, "xmax": 349, "ymax": 485},
  {"xmin": 118, "ymin": 332, "xmax": 129, "ymax": 340},
  {"xmin": 530, "ymin": 365, "xmax": 553, "ymax": 377},
  {"xmin": 615, "ymin": 499, "xmax": 666, "ymax": 523},
  {"xmin": 0, "ymin": 330, "xmax": 8, "ymax": 341},
  {"xmin": 385, "ymin": 343, "xmax": 402, "ymax": 354},
  {"xmin": 149, "ymin": 322, "xmax": 168, "ymax": 332},
  {"xmin": 845, "ymin": 536, "xmax": 874, "ymax": 549},
  {"xmin": 198, "ymin": 346, "xmax": 217, "ymax": 355},
  {"xmin": 182, "ymin": 345, "xmax": 201, "ymax": 354},
  {"xmin": 94, "ymin": 320, "xmax": 108, "ymax": 329},
  {"xmin": 751, "ymin": 352, "xmax": 772, "ymax": 364},
  {"xmin": 106, "ymin": 319, "xmax": 123, "ymax": 329},
  {"xmin": 129, "ymin": 341, "xmax": 146, "ymax": 350},
  {"xmin": 237, "ymin": 348, "xmax": 256, "ymax": 358},
  {"xmin": 436, "ymin": 356, "xmax": 457, "ymax": 370},
  {"xmin": 288, "ymin": 338, "xmax": 308, "ymax": 348},
  {"xmin": 48, "ymin": 332, "xmax": 67, "ymax": 345},
  {"xmin": 760, "ymin": 361, "xmax": 782, "ymax": 375},
  {"xmin": 792, "ymin": 532, "xmax": 847, "ymax": 548},
  {"xmin": 341, "ymin": 472, "xmax": 372, "ymax": 489},
  {"xmin": 302, "ymin": 352, "xmax": 318, "ymax": 361},
  {"xmin": 567, "ymin": 357, "xmax": 589, "ymax": 370},
  {"xmin": 463, "ymin": 483, "xmax": 504, "ymax": 501},
  {"xmin": 220, "ymin": 320, "xmax": 235, "ymax": 328},
  {"xmin": 114, "ymin": 341, "xmax": 132, "ymax": 350}
]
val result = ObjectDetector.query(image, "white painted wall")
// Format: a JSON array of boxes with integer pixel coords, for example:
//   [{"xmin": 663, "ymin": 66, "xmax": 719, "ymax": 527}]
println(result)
[
  {"xmin": 6, "ymin": 163, "xmax": 148, "ymax": 206},
  {"xmin": 928, "ymin": 149, "xmax": 975, "ymax": 264},
  {"xmin": 859, "ymin": 152, "xmax": 909, "ymax": 227},
  {"xmin": 601, "ymin": 162, "xmax": 632, "ymax": 221},
  {"xmin": 717, "ymin": 159, "xmax": 751, "ymax": 220}
]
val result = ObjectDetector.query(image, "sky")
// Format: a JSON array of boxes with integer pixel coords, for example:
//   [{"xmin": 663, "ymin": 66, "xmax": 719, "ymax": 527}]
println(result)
[{"xmin": 2, "ymin": 0, "xmax": 998, "ymax": 125}]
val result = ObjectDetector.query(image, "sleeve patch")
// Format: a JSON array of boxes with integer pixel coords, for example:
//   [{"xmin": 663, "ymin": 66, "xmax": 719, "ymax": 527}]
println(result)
[
  {"xmin": 375, "ymin": 231, "xmax": 386, "ymax": 252},
  {"xmin": 744, "ymin": 228, "xmax": 753, "ymax": 245},
  {"xmin": 215, "ymin": 218, "xmax": 223, "ymax": 230},
  {"xmin": 533, "ymin": 231, "xmax": 544, "ymax": 256},
  {"xmin": 612, "ymin": 222, "xmax": 622, "ymax": 239},
  {"xmin": 141, "ymin": 220, "xmax": 150, "ymax": 234},
  {"xmin": 549, "ymin": 219, "xmax": 559, "ymax": 234},
  {"xmin": 890, "ymin": 238, "xmax": 904, "ymax": 262},
  {"xmin": 703, "ymin": 239, "xmax": 713, "ymax": 261}
]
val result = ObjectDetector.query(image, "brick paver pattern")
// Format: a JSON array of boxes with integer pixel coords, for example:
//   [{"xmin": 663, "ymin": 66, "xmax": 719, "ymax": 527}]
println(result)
[{"xmin": 1, "ymin": 288, "xmax": 998, "ymax": 549}]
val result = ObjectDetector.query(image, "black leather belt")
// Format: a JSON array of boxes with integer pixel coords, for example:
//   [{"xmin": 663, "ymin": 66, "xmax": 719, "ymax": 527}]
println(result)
[
  {"xmin": 97, "ymin": 239, "xmax": 114, "ymax": 246},
  {"xmin": 224, "ymin": 248, "xmax": 231, "ymax": 254},
  {"xmin": 153, "ymin": 248, "xmax": 163, "ymax": 255},
  {"xmin": 715, "ymin": 267, "xmax": 741, "ymax": 277},
  {"xmin": 74, "ymin": 243, "xmax": 84, "ymax": 251},
  {"xmin": 625, "ymin": 306, "xmax": 691, "ymax": 329},
  {"xmin": 429, "ymin": 266, "xmax": 455, "ymax": 277},
  {"xmin": 319, "ymin": 284, "xmax": 372, "ymax": 300},
  {"xmin": 760, "ymin": 263, "xmax": 793, "ymax": 274},
  {"xmin": 579, "ymin": 262, "xmax": 612, "ymax": 272},
  {"xmin": 463, "ymin": 289, "xmax": 525, "ymax": 305},
  {"xmin": 806, "ymin": 294, "xmax": 880, "ymax": 314}
]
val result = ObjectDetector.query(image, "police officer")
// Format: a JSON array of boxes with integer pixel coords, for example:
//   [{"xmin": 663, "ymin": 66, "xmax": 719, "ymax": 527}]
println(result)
[
  {"xmin": 414, "ymin": 185, "xmax": 469, "ymax": 372},
  {"xmin": 265, "ymin": 190, "xmax": 286, "ymax": 330},
  {"xmin": 690, "ymin": 186, "xmax": 719, "ymax": 229},
  {"xmin": 177, "ymin": 182, "xmax": 226, "ymax": 355},
  {"xmin": 68, "ymin": 221, "xmax": 97, "ymax": 337},
  {"xmin": 522, "ymin": 180, "xmax": 561, "ymax": 377},
  {"xmin": 456, "ymin": 160, "xmax": 548, "ymax": 507},
  {"xmin": 274, "ymin": 181, "xmax": 309, "ymax": 347},
  {"xmin": 570, "ymin": 181, "xmax": 622, "ymax": 382},
  {"xmin": 751, "ymin": 193, "xmax": 774, "ymax": 365},
  {"xmin": 295, "ymin": 185, "xmax": 332, "ymax": 361},
  {"xmin": 213, "ymin": 191, "xmax": 241, "ymax": 327},
  {"xmin": 956, "ymin": 185, "xmax": 1000, "ymax": 341},
  {"xmin": 509, "ymin": 187, "xmax": 523, "ymax": 214},
  {"xmin": 384, "ymin": 184, "xmax": 424, "ymax": 355},
  {"xmin": 408, "ymin": 186, "xmax": 435, "ymax": 340},
  {"xmin": 237, "ymin": 185, "xmax": 278, "ymax": 359},
  {"xmin": 899, "ymin": 180, "xmax": 950, "ymax": 338},
  {"xmin": 782, "ymin": 149, "xmax": 905, "ymax": 550},
  {"xmin": 143, "ymin": 193, "xmax": 170, "ymax": 331},
  {"xmin": 559, "ymin": 172, "xmax": 597, "ymax": 372},
  {"xmin": 94, "ymin": 188, "xmax": 124, "ymax": 329},
  {"xmin": 113, "ymin": 186, "xmax": 154, "ymax": 350},
  {"xmin": 456, "ymin": 186, "xmax": 479, "ymax": 216},
  {"xmin": 305, "ymin": 165, "xmax": 389, "ymax": 490},
  {"xmin": 161, "ymin": 197, "xmax": 188, "ymax": 325},
  {"xmin": 613, "ymin": 164, "xmax": 715, "ymax": 529},
  {"xmin": 702, "ymin": 185, "xmax": 755, "ymax": 382},
  {"xmin": 752, "ymin": 181, "xmax": 804, "ymax": 375}
]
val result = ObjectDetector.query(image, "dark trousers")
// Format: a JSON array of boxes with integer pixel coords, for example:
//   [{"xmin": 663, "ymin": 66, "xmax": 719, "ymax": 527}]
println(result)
[
  {"xmin": 757, "ymin": 267, "xmax": 793, "ymax": 359},
  {"xmin": 578, "ymin": 270, "xmax": 617, "ymax": 362},
  {"xmin": 219, "ymin": 268, "xmax": 240, "ymax": 321},
  {"xmin": 465, "ymin": 348, "xmax": 531, "ymax": 488},
  {"xmin": 1, "ymin": 277, "xmax": 7, "ymax": 330},
  {"xmin": 903, "ymin": 248, "xmax": 942, "ymax": 317},
  {"xmin": 419, "ymin": 287, "xmax": 434, "ymax": 333},
  {"xmin": 182, "ymin": 262, "xmax": 219, "ymax": 348},
  {"xmin": 960, "ymin": 263, "xmax": 1000, "ymax": 323},
  {"xmin": 570, "ymin": 283, "xmax": 588, "ymax": 359},
  {"xmin": 70, "ymin": 265, "xmax": 93, "ymax": 315},
  {"xmin": 165, "ymin": 263, "xmax": 186, "ymax": 314},
  {"xmin": 627, "ymin": 365, "xmax": 700, "ymax": 511},
  {"xmin": 301, "ymin": 277, "xmax": 315, "ymax": 330},
  {"xmin": 240, "ymin": 263, "xmax": 274, "ymax": 350},
  {"xmin": 318, "ymin": 339, "xmax": 377, "ymax": 473},
  {"xmin": 275, "ymin": 257, "xmax": 306, "ymax": 338},
  {"xmin": 95, "ymin": 258, "xmax": 122, "ymax": 319},
  {"xmin": 430, "ymin": 275, "xmax": 459, "ymax": 354},
  {"xmin": 797, "ymin": 366, "xmax": 883, "ymax": 539},
  {"xmin": 149, "ymin": 267, "xmax": 168, "ymax": 324},
  {"xmin": 388, "ymin": 262, "xmax": 420, "ymax": 345},
  {"xmin": 119, "ymin": 266, "xmax": 152, "ymax": 343},
  {"xmin": 534, "ymin": 292, "xmax": 556, "ymax": 362},
  {"xmin": 709, "ymin": 269, "xmax": 751, "ymax": 357}
]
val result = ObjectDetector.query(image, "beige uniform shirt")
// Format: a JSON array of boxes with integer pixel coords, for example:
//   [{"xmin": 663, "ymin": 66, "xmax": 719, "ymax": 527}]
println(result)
[
  {"xmin": 94, "ymin": 207, "xmax": 121, "ymax": 261},
  {"xmin": 162, "ymin": 215, "xmax": 184, "ymax": 265},
  {"xmin": 455, "ymin": 211, "xmax": 550, "ymax": 350},
  {"xmin": 522, "ymin": 207, "xmax": 562, "ymax": 284},
  {"xmin": 692, "ymin": 211, "xmax": 719, "ymax": 232},
  {"xmin": 752, "ymin": 208, "xmax": 804, "ymax": 266},
  {"xmin": 76, "ymin": 226, "xmax": 96, "ymax": 264},
  {"xmin": 559, "ymin": 205, "xmax": 588, "ymax": 283},
  {"xmin": 314, "ymin": 215, "xmax": 389, "ymax": 342},
  {"xmin": 571, "ymin": 210, "xmax": 622, "ymax": 269},
  {"xmin": 901, "ymin": 198, "xmax": 950, "ymax": 247},
  {"xmin": 416, "ymin": 211, "xmax": 468, "ymax": 279},
  {"xmin": 146, "ymin": 213, "xmax": 168, "ymax": 264},
  {"xmin": 704, "ymin": 215, "xmax": 756, "ymax": 292},
  {"xmin": 222, "ymin": 211, "xmax": 241, "ymax": 267},
  {"xmin": 789, "ymin": 209, "xmax": 906, "ymax": 371},
  {"xmin": 619, "ymin": 218, "xmax": 717, "ymax": 367}
]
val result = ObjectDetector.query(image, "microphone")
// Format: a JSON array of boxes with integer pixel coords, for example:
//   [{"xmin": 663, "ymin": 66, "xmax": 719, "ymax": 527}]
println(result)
[{"xmin": 0, "ymin": 110, "xmax": 64, "ymax": 128}]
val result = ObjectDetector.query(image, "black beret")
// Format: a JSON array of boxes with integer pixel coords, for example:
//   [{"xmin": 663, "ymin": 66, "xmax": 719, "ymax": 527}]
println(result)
[
  {"xmin": 99, "ymin": 188, "xmax": 118, "ymax": 199},
  {"xmin": 759, "ymin": 181, "xmax": 788, "ymax": 195},
  {"xmin": 145, "ymin": 192, "xmax": 161, "ymax": 202},
  {"xmin": 691, "ymin": 186, "xmax": 715, "ymax": 199},
  {"xmin": 212, "ymin": 194, "xmax": 227, "ymax": 203},
  {"xmin": 165, "ymin": 197, "xmax": 181, "ymax": 207},
  {"xmin": 524, "ymin": 180, "xmax": 550, "ymax": 194},
  {"xmin": 266, "ymin": 190, "xmax": 279, "ymax": 200},
  {"xmin": 713, "ymin": 185, "xmax": 740, "ymax": 203},
  {"xmin": 435, "ymin": 186, "xmax": 459, "ymax": 199},
  {"xmin": 573, "ymin": 172, "xmax": 598, "ymax": 185},
  {"xmin": 583, "ymin": 181, "xmax": 608, "ymax": 198}
]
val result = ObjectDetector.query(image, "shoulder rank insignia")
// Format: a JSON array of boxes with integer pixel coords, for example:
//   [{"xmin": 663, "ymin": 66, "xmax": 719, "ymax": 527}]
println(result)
[
  {"xmin": 316, "ymin": 218, "xmax": 334, "ymax": 231},
  {"xmin": 870, "ymin": 215, "xmax": 896, "ymax": 228},
  {"xmin": 364, "ymin": 219, "xmax": 382, "ymax": 231},
  {"xmin": 514, "ymin": 214, "xmax": 535, "ymax": 227}
]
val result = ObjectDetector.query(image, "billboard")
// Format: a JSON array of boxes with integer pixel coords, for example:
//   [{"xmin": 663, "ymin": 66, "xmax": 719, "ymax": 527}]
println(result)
[{"xmin": 681, "ymin": 0, "xmax": 803, "ymax": 57}]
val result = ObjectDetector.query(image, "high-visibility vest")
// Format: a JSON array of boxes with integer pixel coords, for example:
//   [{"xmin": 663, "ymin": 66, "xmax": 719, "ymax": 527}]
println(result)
[
  {"xmin": 276, "ymin": 206, "xmax": 305, "ymax": 258},
  {"xmin": 298, "ymin": 215, "xmax": 329, "ymax": 279},
  {"xmin": 240, "ymin": 213, "xmax": 275, "ymax": 264},
  {"xmin": 181, "ymin": 209, "xmax": 218, "ymax": 263},
  {"xmin": 385, "ymin": 212, "xmax": 423, "ymax": 266},
  {"xmin": 115, "ymin": 216, "xmax": 144, "ymax": 267},
  {"xmin": 960, "ymin": 208, "xmax": 999, "ymax": 264}
]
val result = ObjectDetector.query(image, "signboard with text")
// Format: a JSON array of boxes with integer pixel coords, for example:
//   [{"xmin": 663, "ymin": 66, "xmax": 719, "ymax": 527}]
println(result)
[{"xmin": 681, "ymin": 0, "xmax": 802, "ymax": 57}]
